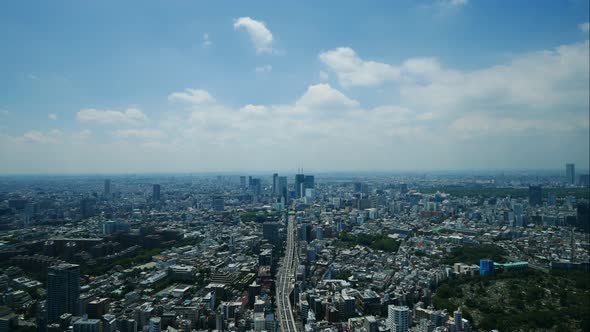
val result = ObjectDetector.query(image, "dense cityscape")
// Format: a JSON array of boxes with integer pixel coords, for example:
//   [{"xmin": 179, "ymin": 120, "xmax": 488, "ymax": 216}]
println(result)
[
  {"xmin": 0, "ymin": 165, "xmax": 588, "ymax": 332},
  {"xmin": 2, "ymin": 1, "xmax": 589, "ymax": 331}
]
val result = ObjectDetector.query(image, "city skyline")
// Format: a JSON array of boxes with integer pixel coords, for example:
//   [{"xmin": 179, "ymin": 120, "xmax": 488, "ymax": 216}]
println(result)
[{"xmin": 1, "ymin": 1, "xmax": 589, "ymax": 173}]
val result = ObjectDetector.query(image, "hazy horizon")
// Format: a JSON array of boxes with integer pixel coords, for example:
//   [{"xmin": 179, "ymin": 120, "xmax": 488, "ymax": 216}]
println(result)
[
  {"xmin": 0, "ymin": 167, "xmax": 588, "ymax": 177},
  {"xmin": 1, "ymin": 1, "xmax": 589, "ymax": 173}
]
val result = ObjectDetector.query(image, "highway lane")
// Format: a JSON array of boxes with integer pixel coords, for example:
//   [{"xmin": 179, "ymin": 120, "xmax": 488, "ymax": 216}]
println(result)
[{"xmin": 276, "ymin": 214, "xmax": 298, "ymax": 332}]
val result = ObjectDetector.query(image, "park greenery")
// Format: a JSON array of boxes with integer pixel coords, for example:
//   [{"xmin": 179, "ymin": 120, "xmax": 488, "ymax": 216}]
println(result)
[
  {"xmin": 240, "ymin": 210, "xmax": 281, "ymax": 223},
  {"xmin": 420, "ymin": 186, "xmax": 590, "ymax": 200},
  {"xmin": 442, "ymin": 244, "xmax": 506, "ymax": 265},
  {"xmin": 432, "ymin": 270, "xmax": 590, "ymax": 331},
  {"xmin": 82, "ymin": 247, "xmax": 163, "ymax": 276},
  {"xmin": 336, "ymin": 232, "xmax": 401, "ymax": 252}
]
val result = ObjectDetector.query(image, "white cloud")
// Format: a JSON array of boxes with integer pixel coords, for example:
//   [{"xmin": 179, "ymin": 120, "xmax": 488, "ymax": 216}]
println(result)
[
  {"xmin": 20, "ymin": 129, "xmax": 62, "ymax": 144},
  {"xmin": 168, "ymin": 88, "xmax": 215, "ymax": 105},
  {"xmin": 240, "ymin": 104, "xmax": 268, "ymax": 115},
  {"xmin": 71, "ymin": 129, "xmax": 92, "ymax": 142},
  {"xmin": 319, "ymin": 47, "xmax": 400, "ymax": 87},
  {"xmin": 76, "ymin": 107, "xmax": 148, "ymax": 126},
  {"xmin": 319, "ymin": 70, "xmax": 329, "ymax": 81},
  {"xmin": 3, "ymin": 39, "xmax": 588, "ymax": 172},
  {"xmin": 48, "ymin": 113, "xmax": 57, "ymax": 120},
  {"xmin": 400, "ymin": 40, "xmax": 590, "ymax": 113},
  {"xmin": 255, "ymin": 65, "xmax": 272, "ymax": 73},
  {"xmin": 448, "ymin": 0, "xmax": 468, "ymax": 6},
  {"xmin": 580, "ymin": 22, "xmax": 590, "ymax": 33},
  {"xmin": 233, "ymin": 17, "xmax": 274, "ymax": 54},
  {"xmin": 114, "ymin": 128, "xmax": 166, "ymax": 140},
  {"xmin": 296, "ymin": 84, "xmax": 360, "ymax": 109},
  {"xmin": 449, "ymin": 112, "xmax": 588, "ymax": 140},
  {"xmin": 202, "ymin": 33, "xmax": 212, "ymax": 48}
]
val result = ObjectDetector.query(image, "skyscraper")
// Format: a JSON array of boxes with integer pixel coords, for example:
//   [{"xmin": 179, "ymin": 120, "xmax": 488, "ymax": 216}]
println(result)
[
  {"xmin": 295, "ymin": 173, "xmax": 305, "ymax": 198},
  {"xmin": 47, "ymin": 264, "xmax": 80, "ymax": 322},
  {"xmin": 272, "ymin": 173, "xmax": 278, "ymax": 195},
  {"xmin": 529, "ymin": 185, "xmax": 542, "ymax": 206},
  {"xmin": 277, "ymin": 176, "xmax": 288, "ymax": 202},
  {"xmin": 454, "ymin": 307, "xmax": 463, "ymax": 332},
  {"xmin": 566, "ymin": 163, "xmax": 575, "ymax": 185},
  {"xmin": 577, "ymin": 202, "xmax": 589, "ymax": 233},
  {"xmin": 104, "ymin": 179, "xmax": 111, "ymax": 197},
  {"xmin": 212, "ymin": 196, "xmax": 225, "ymax": 212},
  {"xmin": 240, "ymin": 176, "xmax": 246, "ymax": 188},
  {"xmin": 251, "ymin": 178, "xmax": 262, "ymax": 195},
  {"xmin": 387, "ymin": 305, "xmax": 409, "ymax": 332},
  {"xmin": 304, "ymin": 175, "xmax": 315, "ymax": 191},
  {"xmin": 80, "ymin": 198, "xmax": 95, "ymax": 219},
  {"xmin": 262, "ymin": 222, "xmax": 280, "ymax": 247},
  {"xmin": 152, "ymin": 184, "xmax": 161, "ymax": 201}
]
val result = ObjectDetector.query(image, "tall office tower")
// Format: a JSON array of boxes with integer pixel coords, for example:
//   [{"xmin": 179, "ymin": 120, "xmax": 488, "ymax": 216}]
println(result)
[
  {"xmin": 566, "ymin": 163, "xmax": 575, "ymax": 184},
  {"xmin": 47, "ymin": 264, "xmax": 80, "ymax": 323},
  {"xmin": 152, "ymin": 184, "xmax": 161, "ymax": 201},
  {"xmin": 387, "ymin": 305, "xmax": 409, "ymax": 332},
  {"xmin": 272, "ymin": 173, "xmax": 278, "ymax": 195},
  {"xmin": 251, "ymin": 178, "xmax": 262, "ymax": 195},
  {"xmin": 104, "ymin": 179, "xmax": 111, "ymax": 196},
  {"xmin": 304, "ymin": 175, "xmax": 315, "ymax": 191},
  {"xmin": 577, "ymin": 202, "xmax": 590, "ymax": 233},
  {"xmin": 295, "ymin": 173, "xmax": 305, "ymax": 198},
  {"xmin": 212, "ymin": 196, "xmax": 225, "ymax": 212},
  {"xmin": 354, "ymin": 182, "xmax": 369, "ymax": 195},
  {"xmin": 528, "ymin": 185, "xmax": 543, "ymax": 206},
  {"xmin": 278, "ymin": 176, "xmax": 288, "ymax": 202},
  {"xmin": 262, "ymin": 222, "xmax": 280, "ymax": 247},
  {"xmin": 454, "ymin": 307, "xmax": 463, "ymax": 331},
  {"xmin": 80, "ymin": 198, "xmax": 95, "ymax": 219},
  {"xmin": 248, "ymin": 176, "xmax": 253, "ymax": 188},
  {"xmin": 248, "ymin": 282, "xmax": 261, "ymax": 309},
  {"xmin": 240, "ymin": 176, "xmax": 246, "ymax": 188},
  {"xmin": 353, "ymin": 182, "xmax": 363, "ymax": 193}
]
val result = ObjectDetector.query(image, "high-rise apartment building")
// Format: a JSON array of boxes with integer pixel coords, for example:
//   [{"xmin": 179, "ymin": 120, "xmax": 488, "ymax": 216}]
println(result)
[
  {"xmin": 262, "ymin": 222, "xmax": 280, "ymax": 247},
  {"xmin": 566, "ymin": 163, "xmax": 575, "ymax": 185},
  {"xmin": 454, "ymin": 307, "xmax": 463, "ymax": 332},
  {"xmin": 47, "ymin": 264, "xmax": 80, "ymax": 322},
  {"xmin": 212, "ymin": 196, "xmax": 225, "ymax": 212},
  {"xmin": 149, "ymin": 317, "xmax": 161, "ymax": 332},
  {"xmin": 153, "ymin": 184, "xmax": 161, "ymax": 201},
  {"xmin": 104, "ymin": 179, "xmax": 111, "ymax": 196},
  {"xmin": 529, "ymin": 185, "xmax": 543, "ymax": 206},
  {"xmin": 387, "ymin": 305, "xmax": 409, "ymax": 332}
]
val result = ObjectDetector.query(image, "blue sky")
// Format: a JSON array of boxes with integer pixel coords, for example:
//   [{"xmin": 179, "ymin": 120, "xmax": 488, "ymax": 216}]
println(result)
[{"xmin": 0, "ymin": 0, "xmax": 589, "ymax": 173}]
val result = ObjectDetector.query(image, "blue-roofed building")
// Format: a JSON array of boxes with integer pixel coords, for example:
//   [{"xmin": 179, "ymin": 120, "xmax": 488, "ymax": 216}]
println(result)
[{"xmin": 479, "ymin": 259, "xmax": 495, "ymax": 276}]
